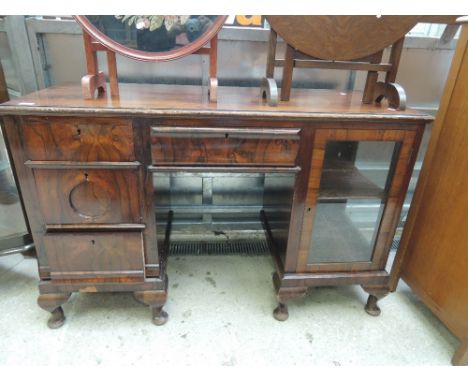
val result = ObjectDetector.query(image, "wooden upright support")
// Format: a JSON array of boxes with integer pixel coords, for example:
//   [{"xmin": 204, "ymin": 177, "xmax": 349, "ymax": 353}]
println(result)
[
  {"xmin": 81, "ymin": 32, "xmax": 118, "ymax": 99},
  {"xmin": 262, "ymin": 28, "xmax": 408, "ymax": 110},
  {"xmin": 81, "ymin": 32, "xmax": 219, "ymax": 102}
]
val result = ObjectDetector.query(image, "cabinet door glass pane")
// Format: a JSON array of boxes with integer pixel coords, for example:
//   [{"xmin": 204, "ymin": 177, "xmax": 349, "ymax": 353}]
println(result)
[
  {"xmin": 309, "ymin": 199, "xmax": 385, "ymax": 263},
  {"xmin": 0, "ymin": 128, "xmax": 28, "ymax": 242},
  {"xmin": 308, "ymin": 140, "xmax": 399, "ymax": 264}
]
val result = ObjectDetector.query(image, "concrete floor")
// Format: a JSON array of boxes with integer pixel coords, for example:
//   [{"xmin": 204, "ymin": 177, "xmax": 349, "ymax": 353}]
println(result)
[{"xmin": 0, "ymin": 252, "xmax": 459, "ymax": 366}]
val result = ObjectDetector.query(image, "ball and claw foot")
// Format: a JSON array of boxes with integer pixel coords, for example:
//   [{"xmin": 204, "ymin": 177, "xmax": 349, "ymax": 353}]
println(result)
[
  {"xmin": 152, "ymin": 307, "xmax": 169, "ymax": 326},
  {"xmin": 273, "ymin": 303, "xmax": 289, "ymax": 321},
  {"xmin": 365, "ymin": 295, "xmax": 381, "ymax": 317},
  {"xmin": 47, "ymin": 307, "xmax": 66, "ymax": 329}
]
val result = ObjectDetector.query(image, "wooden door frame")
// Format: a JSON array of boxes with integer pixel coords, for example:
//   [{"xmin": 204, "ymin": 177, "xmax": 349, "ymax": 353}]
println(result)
[{"xmin": 295, "ymin": 127, "xmax": 423, "ymax": 273}]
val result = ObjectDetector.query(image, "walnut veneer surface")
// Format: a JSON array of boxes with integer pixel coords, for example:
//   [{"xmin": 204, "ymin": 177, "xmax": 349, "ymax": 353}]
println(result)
[
  {"xmin": 0, "ymin": 84, "xmax": 432, "ymax": 327},
  {"xmin": 0, "ymin": 84, "xmax": 431, "ymax": 120}
]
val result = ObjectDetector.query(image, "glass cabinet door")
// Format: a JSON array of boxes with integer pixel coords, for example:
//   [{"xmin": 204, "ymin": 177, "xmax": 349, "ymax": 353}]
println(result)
[
  {"xmin": 0, "ymin": 127, "xmax": 33, "ymax": 255},
  {"xmin": 297, "ymin": 128, "xmax": 418, "ymax": 272}
]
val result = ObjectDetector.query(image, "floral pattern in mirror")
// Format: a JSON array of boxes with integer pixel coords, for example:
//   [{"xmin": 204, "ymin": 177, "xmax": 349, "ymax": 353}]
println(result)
[{"xmin": 115, "ymin": 15, "xmax": 190, "ymax": 32}]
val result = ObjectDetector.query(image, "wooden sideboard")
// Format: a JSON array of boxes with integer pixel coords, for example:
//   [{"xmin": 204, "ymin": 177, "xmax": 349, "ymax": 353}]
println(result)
[{"xmin": 0, "ymin": 84, "xmax": 432, "ymax": 328}]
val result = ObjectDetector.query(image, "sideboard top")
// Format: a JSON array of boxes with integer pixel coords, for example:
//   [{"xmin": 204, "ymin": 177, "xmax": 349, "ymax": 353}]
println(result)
[{"xmin": 0, "ymin": 84, "xmax": 433, "ymax": 122}]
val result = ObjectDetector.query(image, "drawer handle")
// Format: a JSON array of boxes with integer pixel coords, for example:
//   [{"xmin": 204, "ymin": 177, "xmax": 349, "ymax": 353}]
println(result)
[
  {"xmin": 151, "ymin": 127, "xmax": 300, "ymax": 140},
  {"xmin": 72, "ymin": 128, "xmax": 81, "ymax": 140}
]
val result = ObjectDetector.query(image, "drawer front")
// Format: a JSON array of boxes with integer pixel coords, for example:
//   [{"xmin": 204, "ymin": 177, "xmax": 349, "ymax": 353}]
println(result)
[
  {"xmin": 44, "ymin": 232, "xmax": 145, "ymax": 282},
  {"xmin": 22, "ymin": 117, "xmax": 135, "ymax": 161},
  {"xmin": 151, "ymin": 127, "xmax": 300, "ymax": 166},
  {"xmin": 33, "ymin": 169, "xmax": 141, "ymax": 224}
]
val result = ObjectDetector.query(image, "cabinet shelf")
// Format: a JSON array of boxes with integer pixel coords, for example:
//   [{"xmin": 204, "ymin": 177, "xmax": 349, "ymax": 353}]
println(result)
[{"xmin": 319, "ymin": 159, "xmax": 385, "ymax": 200}]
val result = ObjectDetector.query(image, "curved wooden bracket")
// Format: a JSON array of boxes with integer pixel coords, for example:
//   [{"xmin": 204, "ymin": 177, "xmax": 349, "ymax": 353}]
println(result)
[
  {"xmin": 261, "ymin": 77, "xmax": 279, "ymax": 107},
  {"xmin": 208, "ymin": 78, "xmax": 218, "ymax": 103},
  {"xmin": 374, "ymin": 81, "xmax": 407, "ymax": 111},
  {"xmin": 81, "ymin": 71, "xmax": 106, "ymax": 100}
]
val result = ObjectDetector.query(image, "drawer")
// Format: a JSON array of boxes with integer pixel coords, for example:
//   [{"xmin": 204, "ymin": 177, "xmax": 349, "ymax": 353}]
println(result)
[
  {"xmin": 32, "ymin": 168, "xmax": 141, "ymax": 224},
  {"xmin": 43, "ymin": 232, "xmax": 145, "ymax": 282},
  {"xmin": 151, "ymin": 127, "xmax": 300, "ymax": 166},
  {"xmin": 22, "ymin": 117, "xmax": 135, "ymax": 161}
]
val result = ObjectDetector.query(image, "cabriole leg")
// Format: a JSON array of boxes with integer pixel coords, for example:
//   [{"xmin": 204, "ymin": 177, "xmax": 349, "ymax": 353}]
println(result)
[
  {"xmin": 272, "ymin": 272, "xmax": 307, "ymax": 321},
  {"xmin": 134, "ymin": 290, "xmax": 168, "ymax": 326},
  {"xmin": 273, "ymin": 303, "xmax": 289, "ymax": 321},
  {"xmin": 151, "ymin": 305, "xmax": 169, "ymax": 326},
  {"xmin": 37, "ymin": 292, "xmax": 72, "ymax": 329},
  {"xmin": 361, "ymin": 285, "xmax": 390, "ymax": 317}
]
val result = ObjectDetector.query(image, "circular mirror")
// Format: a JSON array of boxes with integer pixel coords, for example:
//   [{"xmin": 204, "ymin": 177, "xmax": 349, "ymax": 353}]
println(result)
[{"xmin": 74, "ymin": 15, "xmax": 227, "ymax": 61}]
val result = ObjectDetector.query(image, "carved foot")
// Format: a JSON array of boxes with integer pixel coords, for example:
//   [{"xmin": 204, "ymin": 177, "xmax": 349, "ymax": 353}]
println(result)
[
  {"xmin": 374, "ymin": 81, "xmax": 407, "ymax": 111},
  {"xmin": 134, "ymin": 290, "xmax": 168, "ymax": 325},
  {"xmin": 261, "ymin": 77, "xmax": 279, "ymax": 106},
  {"xmin": 365, "ymin": 295, "xmax": 381, "ymax": 316},
  {"xmin": 152, "ymin": 306, "xmax": 169, "ymax": 326},
  {"xmin": 361, "ymin": 285, "xmax": 389, "ymax": 317},
  {"xmin": 273, "ymin": 303, "xmax": 289, "ymax": 321},
  {"xmin": 272, "ymin": 272, "xmax": 307, "ymax": 321},
  {"xmin": 47, "ymin": 307, "xmax": 66, "ymax": 329},
  {"xmin": 37, "ymin": 292, "xmax": 72, "ymax": 329}
]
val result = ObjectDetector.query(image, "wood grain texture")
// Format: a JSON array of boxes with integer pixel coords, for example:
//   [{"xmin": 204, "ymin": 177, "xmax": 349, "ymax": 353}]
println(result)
[
  {"xmin": 2, "ymin": 117, "xmax": 50, "ymax": 275},
  {"xmin": 134, "ymin": 118, "xmax": 161, "ymax": 277},
  {"xmin": 151, "ymin": 127, "xmax": 299, "ymax": 166},
  {"xmin": 32, "ymin": 168, "xmax": 141, "ymax": 224},
  {"xmin": 0, "ymin": 85, "xmax": 433, "ymax": 123},
  {"xmin": 21, "ymin": 117, "xmax": 134, "ymax": 161},
  {"xmin": 0, "ymin": 83, "xmax": 431, "ymax": 326},
  {"xmin": 44, "ymin": 232, "xmax": 145, "ymax": 282},
  {"xmin": 267, "ymin": 16, "xmax": 419, "ymax": 61},
  {"xmin": 391, "ymin": 24, "xmax": 468, "ymax": 364}
]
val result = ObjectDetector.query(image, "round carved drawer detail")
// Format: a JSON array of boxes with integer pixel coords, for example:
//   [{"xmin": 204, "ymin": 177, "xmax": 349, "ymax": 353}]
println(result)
[{"xmin": 68, "ymin": 174, "xmax": 113, "ymax": 219}]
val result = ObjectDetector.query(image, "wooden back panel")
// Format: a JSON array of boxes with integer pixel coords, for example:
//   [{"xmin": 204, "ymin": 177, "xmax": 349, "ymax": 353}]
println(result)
[{"xmin": 391, "ymin": 23, "xmax": 468, "ymax": 343}]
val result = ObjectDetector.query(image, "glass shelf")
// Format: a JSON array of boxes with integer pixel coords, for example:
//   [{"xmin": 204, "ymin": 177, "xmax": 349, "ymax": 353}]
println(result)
[{"xmin": 319, "ymin": 159, "xmax": 385, "ymax": 200}]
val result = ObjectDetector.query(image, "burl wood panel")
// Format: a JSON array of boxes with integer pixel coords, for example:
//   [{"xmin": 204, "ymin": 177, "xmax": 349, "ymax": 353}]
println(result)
[
  {"xmin": 32, "ymin": 169, "xmax": 141, "ymax": 224},
  {"xmin": 43, "ymin": 232, "xmax": 145, "ymax": 282},
  {"xmin": 21, "ymin": 117, "xmax": 134, "ymax": 161},
  {"xmin": 151, "ymin": 127, "xmax": 299, "ymax": 166}
]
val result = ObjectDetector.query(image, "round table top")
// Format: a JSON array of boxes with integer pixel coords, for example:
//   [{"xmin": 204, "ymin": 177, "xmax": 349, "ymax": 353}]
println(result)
[{"xmin": 267, "ymin": 16, "xmax": 420, "ymax": 61}]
